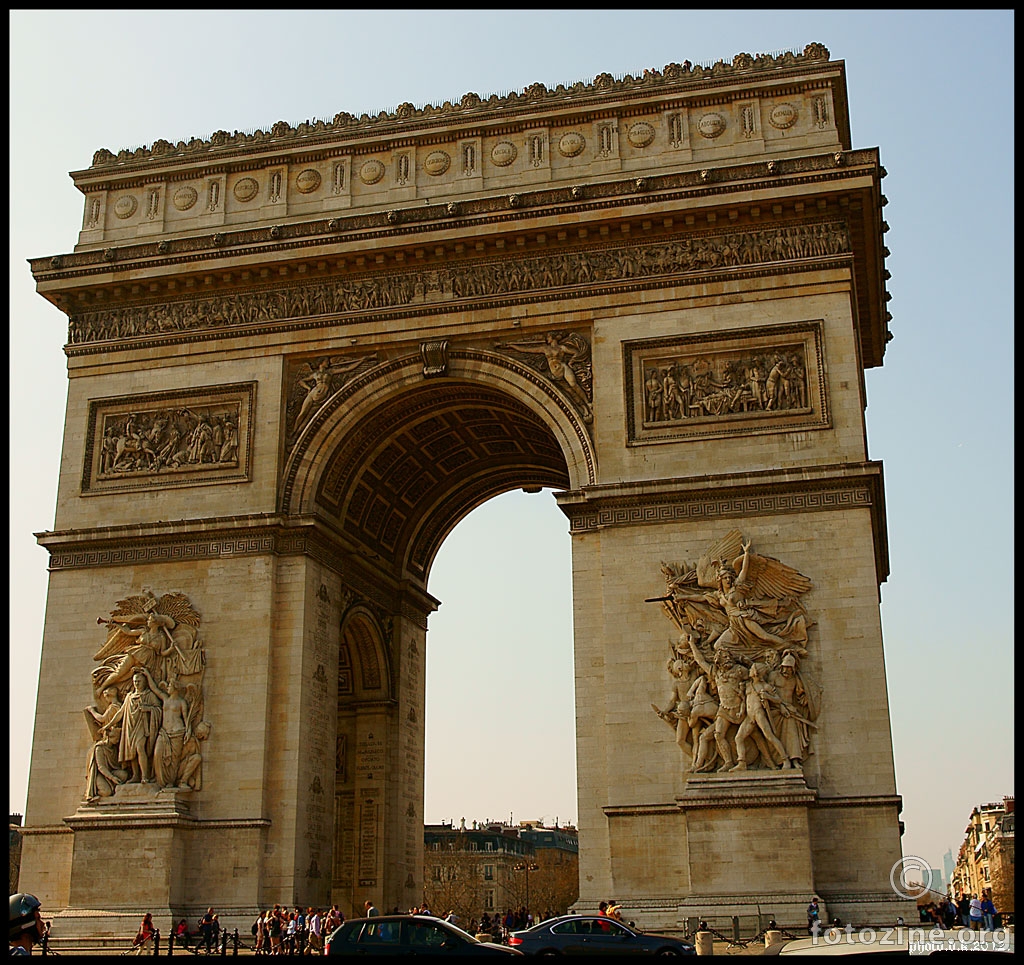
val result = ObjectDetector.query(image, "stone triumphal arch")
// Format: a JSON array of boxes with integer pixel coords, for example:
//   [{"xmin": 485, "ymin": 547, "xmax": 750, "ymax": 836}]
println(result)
[{"xmin": 24, "ymin": 43, "xmax": 913, "ymax": 934}]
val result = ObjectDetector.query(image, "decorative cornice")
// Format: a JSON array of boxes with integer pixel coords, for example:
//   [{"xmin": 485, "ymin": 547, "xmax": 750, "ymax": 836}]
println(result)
[
  {"xmin": 82, "ymin": 45, "xmax": 832, "ymax": 172},
  {"xmin": 35, "ymin": 513, "xmax": 438, "ymax": 620},
  {"xmin": 556, "ymin": 461, "xmax": 890, "ymax": 584},
  {"xmin": 813, "ymin": 795, "xmax": 903, "ymax": 810},
  {"xmin": 36, "ymin": 149, "xmax": 874, "ymax": 281}
]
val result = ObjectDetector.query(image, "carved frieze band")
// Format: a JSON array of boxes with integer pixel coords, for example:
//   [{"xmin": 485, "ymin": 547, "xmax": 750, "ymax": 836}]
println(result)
[
  {"xmin": 81, "ymin": 382, "xmax": 255, "ymax": 495},
  {"xmin": 67, "ymin": 221, "xmax": 851, "ymax": 348}
]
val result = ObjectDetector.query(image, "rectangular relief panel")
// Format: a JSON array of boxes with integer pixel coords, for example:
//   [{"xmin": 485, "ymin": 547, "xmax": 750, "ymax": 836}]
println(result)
[
  {"xmin": 624, "ymin": 321, "xmax": 828, "ymax": 445},
  {"xmin": 81, "ymin": 381, "xmax": 256, "ymax": 495}
]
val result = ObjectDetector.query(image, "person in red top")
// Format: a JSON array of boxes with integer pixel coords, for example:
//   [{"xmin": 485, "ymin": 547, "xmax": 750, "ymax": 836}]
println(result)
[
  {"xmin": 173, "ymin": 918, "xmax": 191, "ymax": 950},
  {"xmin": 133, "ymin": 912, "xmax": 155, "ymax": 948}
]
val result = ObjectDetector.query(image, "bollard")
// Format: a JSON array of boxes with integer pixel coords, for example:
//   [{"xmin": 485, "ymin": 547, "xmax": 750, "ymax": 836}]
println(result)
[
  {"xmin": 695, "ymin": 930, "xmax": 714, "ymax": 955},
  {"xmin": 232, "ymin": 928, "xmax": 239, "ymax": 956},
  {"xmin": 154, "ymin": 929, "xmax": 161, "ymax": 955},
  {"xmin": 169, "ymin": 931, "xmax": 175, "ymax": 955},
  {"xmin": 221, "ymin": 928, "xmax": 228, "ymax": 956},
  {"xmin": 731, "ymin": 916, "xmax": 740, "ymax": 943},
  {"xmin": 765, "ymin": 929, "xmax": 782, "ymax": 947}
]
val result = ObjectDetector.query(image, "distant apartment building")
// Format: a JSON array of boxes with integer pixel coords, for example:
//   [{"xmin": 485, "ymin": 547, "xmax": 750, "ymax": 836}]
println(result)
[
  {"xmin": 423, "ymin": 819, "xmax": 579, "ymax": 925},
  {"xmin": 949, "ymin": 796, "xmax": 1014, "ymax": 915}
]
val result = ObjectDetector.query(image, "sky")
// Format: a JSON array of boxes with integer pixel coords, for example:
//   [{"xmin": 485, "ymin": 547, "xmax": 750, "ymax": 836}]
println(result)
[{"xmin": 9, "ymin": 10, "xmax": 1013, "ymax": 882}]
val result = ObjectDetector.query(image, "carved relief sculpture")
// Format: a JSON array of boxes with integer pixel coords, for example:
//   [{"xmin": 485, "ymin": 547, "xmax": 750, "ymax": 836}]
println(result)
[
  {"xmin": 643, "ymin": 346, "xmax": 809, "ymax": 424},
  {"xmin": 85, "ymin": 590, "xmax": 208, "ymax": 800},
  {"xmin": 67, "ymin": 222, "xmax": 852, "ymax": 347},
  {"xmin": 625, "ymin": 322, "xmax": 826, "ymax": 445},
  {"xmin": 650, "ymin": 530, "xmax": 820, "ymax": 774},
  {"xmin": 285, "ymin": 354, "xmax": 379, "ymax": 444},
  {"xmin": 82, "ymin": 383, "xmax": 255, "ymax": 495},
  {"xmin": 495, "ymin": 331, "xmax": 593, "ymax": 422}
]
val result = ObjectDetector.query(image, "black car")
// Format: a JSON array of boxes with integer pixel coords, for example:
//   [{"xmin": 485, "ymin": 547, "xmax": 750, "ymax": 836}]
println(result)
[
  {"xmin": 508, "ymin": 915, "xmax": 696, "ymax": 957},
  {"xmin": 325, "ymin": 914, "xmax": 523, "ymax": 956}
]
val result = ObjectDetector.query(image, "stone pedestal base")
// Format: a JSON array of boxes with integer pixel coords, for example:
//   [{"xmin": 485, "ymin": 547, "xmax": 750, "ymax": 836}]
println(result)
[{"xmin": 677, "ymin": 769, "xmax": 818, "ymax": 915}]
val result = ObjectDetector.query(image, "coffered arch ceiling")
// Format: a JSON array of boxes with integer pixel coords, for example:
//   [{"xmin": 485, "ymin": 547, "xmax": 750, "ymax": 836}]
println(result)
[{"xmin": 313, "ymin": 380, "xmax": 572, "ymax": 582}]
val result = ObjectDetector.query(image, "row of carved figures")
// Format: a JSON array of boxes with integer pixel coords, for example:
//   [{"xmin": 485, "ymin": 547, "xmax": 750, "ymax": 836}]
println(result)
[{"xmin": 67, "ymin": 222, "xmax": 851, "ymax": 344}]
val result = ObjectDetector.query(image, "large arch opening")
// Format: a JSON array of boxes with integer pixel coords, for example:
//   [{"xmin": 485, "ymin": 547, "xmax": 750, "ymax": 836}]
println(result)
[
  {"xmin": 292, "ymin": 358, "xmax": 589, "ymax": 914},
  {"xmin": 423, "ymin": 488, "xmax": 577, "ymax": 828}
]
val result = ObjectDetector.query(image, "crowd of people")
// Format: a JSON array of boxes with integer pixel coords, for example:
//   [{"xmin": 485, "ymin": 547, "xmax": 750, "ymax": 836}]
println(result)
[{"xmin": 917, "ymin": 892, "xmax": 1002, "ymax": 931}]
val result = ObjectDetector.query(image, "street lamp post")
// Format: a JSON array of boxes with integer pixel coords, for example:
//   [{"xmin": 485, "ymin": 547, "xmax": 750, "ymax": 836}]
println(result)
[{"xmin": 513, "ymin": 860, "xmax": 540, "ymax": 916}]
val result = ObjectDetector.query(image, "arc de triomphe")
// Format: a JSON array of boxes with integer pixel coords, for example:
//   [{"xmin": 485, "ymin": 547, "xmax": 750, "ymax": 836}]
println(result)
[{"xmin": 23, "ymin": 43, "xmax": 913, "ymax": 933}]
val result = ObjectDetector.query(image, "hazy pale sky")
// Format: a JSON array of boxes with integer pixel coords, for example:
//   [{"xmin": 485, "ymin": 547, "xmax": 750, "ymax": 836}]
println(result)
[{"xmin": 9, "ymin": 10, "xmax": 1013, "ymax": 878}]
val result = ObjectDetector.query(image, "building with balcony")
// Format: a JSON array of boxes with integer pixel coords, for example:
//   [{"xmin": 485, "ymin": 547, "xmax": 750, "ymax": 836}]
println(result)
[{"xmin": 949, "ymin": 796, "xmax": 1014, "ymax": 917}]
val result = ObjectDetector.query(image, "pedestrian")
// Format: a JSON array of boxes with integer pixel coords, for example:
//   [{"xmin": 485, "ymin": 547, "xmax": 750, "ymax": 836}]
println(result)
[
  {"xmin": 981, "ymin": 894, "xmax": 997, "ymax": 931},
  {"xmin": 9, "ymin": 893, "xmax": 48, "ymax": 957},
  {"xmin": 268, "ymin": 908, "xmax": 282, "ymax": 955},
  {"xmin": 943, "ymin": 897, "xmax": 957, "ymax": 930},
  {"xmin": 957, "ymin": 893, "xmax": 971, "ymax": 928},
  {"xmin": 175, "ymin": 918, "xmax": 192, "ymax": 950},
  {"xmin": 210, "ymin": 914, "xmax": 221, "ymax": 952},
  {"xmin": 607, "ymin": 900, "xmax": 623, "ymax": 922},
  {"xmin": 807, "ymin": 897, "xmax": 821, "ymax": 934},
  {"xmin": 364, "ymin": 900, "xmax": 380, "ymax": 918},
  {"xmin": 252, "ymin": 912, "xmax": 264, "ymax": 954},
  {"xmin": 307, "ymin": 908, "xmax": 322, "ymax": 955},
  {"xmin": 969, "ymin": 894, "xmax": 984, "ymax": 930},
  {"xmin": 133, "ymin": 912, "xmax": 156, "ymax": 949},
  {"xmin": 200, "ymin": 907, "xmax": 215, "ymax": 952}
]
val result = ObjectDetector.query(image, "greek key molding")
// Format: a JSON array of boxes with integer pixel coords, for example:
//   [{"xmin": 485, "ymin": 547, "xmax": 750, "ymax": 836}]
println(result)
[
  {"xmin": 557, "ymin": 462, "xmax": 889, "ymax": 583},
  {"xmin": 563, "ymin": 488, "xmax": 872, "ymax": 532},
  {"xmin": 37, "ymin": 515, "xmax": 425, "ymax": 622}
]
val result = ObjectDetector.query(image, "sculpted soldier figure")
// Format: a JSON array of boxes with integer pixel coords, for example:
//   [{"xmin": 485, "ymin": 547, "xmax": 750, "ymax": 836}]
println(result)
[
  {"xmin": 105, "ymin": 671, "xmax": 162, "ymax": 784},
  {"xmin": 686, "ymin": 639, "xmax": 748, "ymax": 772},
  {"xmin": 732, "ymin": 660, "xmax": 787, "ymax": 770},
  {"xmin": 768, "ymin": 652, "xmax": 819, "ymax": 768},
  {"xmin": 83, "ymin": 686, "xmax": 128, "ymax": 800}
]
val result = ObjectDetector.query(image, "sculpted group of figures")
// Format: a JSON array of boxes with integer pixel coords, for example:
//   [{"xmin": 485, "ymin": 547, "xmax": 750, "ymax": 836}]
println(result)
[
  {"xmin": 650, "ymin": 531, "xmax": 821, "ymax": 773},
  {"xmin": 83, "ymin": 591, "xmax": 210, "ymax": 802},
  {"xmin": 67, "ymin": 222, "xmax": 850, "ymax": 345},
  {"xmin": 645, "ymin": 349, "xmax": 807, "ymax": 423},
  {"xmin": 99, "ymin": 407, "xmax": 239, "ymax": 477}
]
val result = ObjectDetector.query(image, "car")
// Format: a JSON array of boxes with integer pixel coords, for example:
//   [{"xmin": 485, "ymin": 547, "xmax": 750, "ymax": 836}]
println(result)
[
  {"xmin": 507, "ymin": 915, "xmax": 696, "ymax": 956},
  {"xmin": 324, "ymin": 914, "xmax": 524, "ymax": 956}
]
